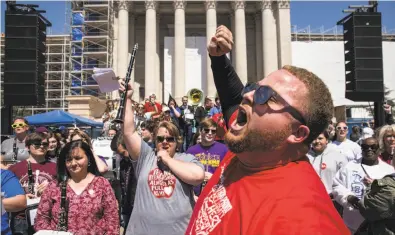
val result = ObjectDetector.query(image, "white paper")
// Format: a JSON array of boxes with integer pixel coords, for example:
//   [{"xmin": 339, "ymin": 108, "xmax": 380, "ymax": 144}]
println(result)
[{"xmin": 92, "ymin": 67, "xmax": 120, "ymax": 92}]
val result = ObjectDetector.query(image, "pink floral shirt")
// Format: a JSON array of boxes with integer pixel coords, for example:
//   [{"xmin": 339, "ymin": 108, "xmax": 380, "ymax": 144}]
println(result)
[{"xmin": 34, "ymin": 176, "xmax": 119, "ymax": 235}]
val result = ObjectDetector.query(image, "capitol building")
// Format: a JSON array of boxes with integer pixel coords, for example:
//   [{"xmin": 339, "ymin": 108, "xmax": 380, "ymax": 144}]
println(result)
[{"xmin": 1, "ymin": 0, "xmax": 394, "ymax": 121}]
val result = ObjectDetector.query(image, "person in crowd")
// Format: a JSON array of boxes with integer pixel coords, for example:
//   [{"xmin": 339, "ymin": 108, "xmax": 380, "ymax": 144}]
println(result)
[
  {"xmin": 110, "ymin": 133, "xmax": 137, "ymax": 235},
  {"xmin": 34, "ymin": 140, "xmax": 119, "ymax": 234},
  {"xmin": 350, "ymin": 125, "xmax": 362, "ymax": 143},
  {"xmin": 8, "ymin": 133, "xmax": 56, "ymax": 235},
  {"xmin": 168, "ymin": 98, "xmax": 181, "ymax": 119},
  {"xmin": 70, "ymin": 130, "xmax": 109, "ymax": 174},
  {"xmin": 120, "ymin": 81, "xmax": 205, "ymax": 235},
  {"xmin": 377, "ymin": 124, "xmax": 395, "ymax": 164},
  {"xmin": 179, "ymin": 96, "xmax": 196, "ymax": 151},
  {"xmin": 357, "ymin": 156, "xmax": 395, "ymax": 235},
  {"xmin": 186, "ymin": 25, "xmax": 349, "ymax": 235},
  {"xmin": 140, "ymin": 120, "xmax": 156, "ymax": 149},
  {"xmin": 330, "ymin": 121, "xmax": 363, "ymax": 162},
  {"xmin": 211, "ymin": 112, "xmax": 227, "ymax": 143},
  {"xmin": 134, "ymin": 103, "xmax": 146, "ymax": 132},
  {"xmin": 186, "ymin": 118, "xmax": 228, "ymax": 196},
  {"xmin": 215, "ymin": 97, "xmax": 222, "ymax": 113},
  {"xmin": 160, "ymin": 106, "xmax": 180, "ymax": 130},
  {"xmin": 204, "ymin": 97, "xmax": 219, "ymax": 118},
  {"xmin": 327, "ymin": 123, "xmax": 336, "ymax": 141},
  {"xmin": 191, "ymin": 132, "xmax": 202, "ymax": 146},
  {"xmin": 107, "ymin": 126, "xmax": 117, "ymax": 138},
  {"xmin": 47, "ymin": 132, "xmax": 61, "ymax": 163},
  {"xmin": 307, "ymin": 131, "xmax": 348, "ymax": 198},
  {"xmin": 1, "ymin": 117, "xmax": 30, "ymax": 163},
  {"xmin": 1, "ymin": 168, "xmax": 26, "ymax": 235},
  {"xmin": 0, "ymin": 154, "xmax": 14, "ymax": 170},
  {"xmin": 332, "ymin": 137, "xmax": 395, "ymax": 234},
  {"xmin": 144, "ymin": 94, "xmax": 162, "ymax": 116}
]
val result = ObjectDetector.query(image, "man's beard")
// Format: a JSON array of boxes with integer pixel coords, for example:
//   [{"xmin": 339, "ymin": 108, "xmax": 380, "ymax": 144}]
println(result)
[{"xmin": 224, "ymin": 124, "xmax": 291, "ymax": 153}]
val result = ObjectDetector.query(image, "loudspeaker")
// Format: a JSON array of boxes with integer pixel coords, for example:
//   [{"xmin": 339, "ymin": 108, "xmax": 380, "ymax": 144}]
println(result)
[
  {"xmin": 3, "ymin": 11, "xmax": 47, "ymax": 106},
  {"xmin": 342, "ymin": 12, "xmax": 384, "ymax": 102}
]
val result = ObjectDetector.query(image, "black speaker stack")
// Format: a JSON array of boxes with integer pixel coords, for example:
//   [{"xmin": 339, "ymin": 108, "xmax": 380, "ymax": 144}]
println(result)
[
  {"xmin": 3, "ymin": 4, "xmax": 50, "ymax": 106},
  {"xmin": 341, "ymin": 11, "xmax": 384, "ymax": 102}
]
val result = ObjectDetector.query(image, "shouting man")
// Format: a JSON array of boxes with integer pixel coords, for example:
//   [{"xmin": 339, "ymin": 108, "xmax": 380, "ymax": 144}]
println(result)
[{"xmin": 186, "ymin": 26, "xmax": 349, "ymax": 235}]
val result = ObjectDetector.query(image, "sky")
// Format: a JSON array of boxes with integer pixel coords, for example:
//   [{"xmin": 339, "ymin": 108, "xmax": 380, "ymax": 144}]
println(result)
[{"xmin": 1, "ymin": 1, "xmax": 395, "ymax": 35}]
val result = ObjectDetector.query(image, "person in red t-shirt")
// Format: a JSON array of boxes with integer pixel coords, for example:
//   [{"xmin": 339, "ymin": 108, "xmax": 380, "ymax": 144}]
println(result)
[
  {"xmin": 186, "ymin": 25, "xmax": 350, "ymax": 235},
  {"xmin": 144, "ymin": 94, "xmax": 162, "ymax": 117}
]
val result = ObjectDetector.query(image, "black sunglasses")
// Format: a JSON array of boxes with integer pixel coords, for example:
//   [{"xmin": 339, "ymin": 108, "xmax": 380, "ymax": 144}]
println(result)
[
  {"xmin": 203, "ymin": 128, "xmax": 217, "ymax": 134},
  {"xmin": 241, "ymin": 83, "xmax": 306, "ymax": 125},
  {"xmin": 156, "ymin": 136, "xmax": 176, "ymax": 143},
  {"xmin": 361, "ymin": 144, "xmax": 379, "ymax": 151},
  {"xmin": 32, "ymin": 142, "xmax": 49, "ymax": 149}
]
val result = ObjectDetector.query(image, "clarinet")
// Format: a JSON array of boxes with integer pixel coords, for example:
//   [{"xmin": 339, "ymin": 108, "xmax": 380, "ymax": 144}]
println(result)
[
  {"xmin": 113, "ymin": 43, "xmax": 139, "ymax": 124},
  {"xmin": 57, "ymin": 180, "xmax": 68, "ymax": 231},
  {"xmin": 27, "ymin": 160, "xmax": 35, "ymax": 195}
]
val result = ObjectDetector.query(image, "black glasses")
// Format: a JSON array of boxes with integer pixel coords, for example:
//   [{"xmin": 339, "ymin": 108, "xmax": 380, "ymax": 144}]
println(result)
[
  {"xmin": 156, "ymin": 136, "xmax": 176, "ymax": 143},
  {"xmin": 32, "ymin": 142, "xmax": 49, "ymax": 149},
  {"xmin": 241, "ymin": 83, "xmax": 306, "ymax": 125},
  {"xmin": 361, "ymin": 144, "xmax": 379, "ymax": 151},
  {"xmin": 203, "ymin": 128, "xmax": 217, "ymax": 134}
]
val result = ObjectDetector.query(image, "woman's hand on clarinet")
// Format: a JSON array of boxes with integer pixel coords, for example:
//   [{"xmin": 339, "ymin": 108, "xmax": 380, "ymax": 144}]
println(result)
[
  {"xmin": 119, "ymin": 79, "xmax": 134, "ymax": 99},
  {"xmin": 207, "ymin": 25, "xmax": 234, "ymax": 57}
]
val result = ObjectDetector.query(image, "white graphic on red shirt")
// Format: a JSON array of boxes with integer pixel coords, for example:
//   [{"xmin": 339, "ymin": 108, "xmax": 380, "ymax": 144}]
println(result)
[
  {"xmin": 191, "ymin": 166, "xmax": 232, "ymax": 235},
  {"xmin": 19, "ymin": 170, "xmax": 53, "ymax": 194},
  {"xmin": 148, "ymin": 168, "xmax": 177, "ymax": 198}
]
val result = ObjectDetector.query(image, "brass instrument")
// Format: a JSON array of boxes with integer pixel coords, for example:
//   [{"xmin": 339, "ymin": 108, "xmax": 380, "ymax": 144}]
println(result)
[
  {"xmin": 113, "ymin": 43, "xmax": 139, "ymax": 124},
  {"xmin": 57, "ymin": 180, "xmax": 68, "ymax": 231},
  {"xmin": 27, "ymin": 160, "xmax": 34, "ymax": 195},
  {"xmin": 186, "ymin": 88, "xmax": 204, "ymax": 106}
]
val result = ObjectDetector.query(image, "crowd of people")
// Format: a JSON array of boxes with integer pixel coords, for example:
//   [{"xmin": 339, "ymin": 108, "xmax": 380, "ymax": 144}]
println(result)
[{"xmin": 1, "ymin": 25, "xmax": 395, "ymax": 235}]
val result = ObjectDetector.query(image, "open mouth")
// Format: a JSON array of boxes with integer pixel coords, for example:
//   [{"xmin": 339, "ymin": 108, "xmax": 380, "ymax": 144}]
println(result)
[{"xmin": 236, "ymin": 108, "xmax": 247, "ymax": 126}]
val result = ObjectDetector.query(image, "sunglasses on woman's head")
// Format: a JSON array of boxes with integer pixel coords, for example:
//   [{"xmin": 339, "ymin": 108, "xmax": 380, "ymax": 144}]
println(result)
[
  {"xmin": 241, "ymin": 83, "xmax": 306, "ymax": 125},
  {"xmin": 11, "ymin": 123, "xmax": 26, "ymax": 129},
  {"xmin": 156, "ymin": 136, "xmax": 176, "ymax": 143}
]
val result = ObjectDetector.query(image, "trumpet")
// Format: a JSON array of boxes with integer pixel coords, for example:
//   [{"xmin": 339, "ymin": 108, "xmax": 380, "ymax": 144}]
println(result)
[{"xmin": 113, "ymin": 43, "xmax": 139, "ymax": 124}]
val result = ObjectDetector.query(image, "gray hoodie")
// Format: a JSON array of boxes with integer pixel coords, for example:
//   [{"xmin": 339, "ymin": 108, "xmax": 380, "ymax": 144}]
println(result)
[{"xmin": 307, "ymin": 144, "xmax": 348, "ymax": 194}]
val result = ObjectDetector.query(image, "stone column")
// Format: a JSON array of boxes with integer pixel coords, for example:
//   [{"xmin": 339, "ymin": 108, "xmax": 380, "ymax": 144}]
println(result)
[
  {"xmin": 255, "ymin": 12, "xmax": 263, "ymax": 81},
  {"xmin": 111, "ymin": 10, "xmax": 119, "ymax": 99},
  {"xmin": 156, "ymin": 14, "xmax": 162, "ymax": 102},
  {"xmin": 129, "ymin": 14, "xmax": 140, "ymax": 102},
  {"xmin": 276, "ymin": 0, "xmax": 292, "ymax": 67},
  {"xmin": 261, "ymin": 0, "xmax": 278, "ymax": 77},
  {"xmin": 117, "ymin": 1, "xmax": 129, "ymax": 78},
  {"xmin": 144, "ymin": 0, "xmax": 157, "ymax": 98},
  {"xmin": 174, "ymin": 0, "xmax": 186, "ymax": 103},
  {"xmin": 232, "ymin": 0, "xmax": 248, "ymax": 85},
  {"xmin": 205, "ymin": 0, "xmax": 217, "ymax": 99}
]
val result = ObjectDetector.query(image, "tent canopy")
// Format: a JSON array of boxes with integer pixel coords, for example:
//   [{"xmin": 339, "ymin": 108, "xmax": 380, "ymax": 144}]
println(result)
[{"xmin": 25, "ymin": 110, "xmax": 103, "ymax": 127}]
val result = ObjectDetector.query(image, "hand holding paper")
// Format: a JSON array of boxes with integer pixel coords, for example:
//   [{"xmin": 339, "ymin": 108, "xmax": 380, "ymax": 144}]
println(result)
[{"xmin": 92, "ymin": 68, "xmax": 120, "ymax": 92}]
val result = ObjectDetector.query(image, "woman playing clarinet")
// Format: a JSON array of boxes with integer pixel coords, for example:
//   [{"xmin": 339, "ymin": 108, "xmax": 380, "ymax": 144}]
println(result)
[{"xmin": 34, "ymin": 140, "xmax": 119, "ymax": 235}]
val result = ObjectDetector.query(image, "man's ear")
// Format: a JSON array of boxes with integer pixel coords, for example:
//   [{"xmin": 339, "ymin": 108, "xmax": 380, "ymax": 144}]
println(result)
[{"xmin": 287, "ymin": 125, "xmax": 310, "ymax": 144}]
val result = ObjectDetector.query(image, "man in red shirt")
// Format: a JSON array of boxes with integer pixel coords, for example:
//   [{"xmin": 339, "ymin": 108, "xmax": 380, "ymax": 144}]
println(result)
[{"xmin": 186, "ymin": 25, "xmax": 350, "ymax": 235}]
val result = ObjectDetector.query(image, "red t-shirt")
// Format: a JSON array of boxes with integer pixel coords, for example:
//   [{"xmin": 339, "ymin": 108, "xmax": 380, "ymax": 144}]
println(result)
[
  {"xmin": 9, "ymin": 159, "xmax": 57, "ymax": 218},
  {"xmin": 186, "ymin": 152, "xmax": 350, "ymax": 235}
]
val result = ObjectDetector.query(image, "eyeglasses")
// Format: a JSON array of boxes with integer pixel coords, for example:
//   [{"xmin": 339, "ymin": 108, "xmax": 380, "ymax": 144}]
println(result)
[
  {"xmin": 361, "ymin": 143, "xmax": 379, "ymax": 151},
  {"xmin": 336, "ymin": 126, "xmax": 348, "ymax": 131},
  {"xmin": 32, "ymin": 142, "xmax": 49, "ymax": 149},
  {"xmin": 241, "ymin": 83, "xmax": 306, "ymax": 125},
  {"xmin": 11, "ymin": 123, "xmax": 27, "ymax": 129},
  {"xmin": 156, "ymin": 136, "xmax": 176, "ymax": 143},
  {"xmin": 203, "ymin": 128, "xmax": 217, "ymax": 134}
]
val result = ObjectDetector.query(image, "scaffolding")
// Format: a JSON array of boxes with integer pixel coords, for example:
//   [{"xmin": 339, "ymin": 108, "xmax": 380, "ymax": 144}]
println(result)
[
  {"xmin": 70, "ymin": 0, "xmax": 113, "ymax": 99},
  {"xmin": 291, "ymin": 25, "xmax": 395, "ymax": 41},
  {"xmin": 0, "ymin": 35, "xmax": 71, "ymax": 117}
]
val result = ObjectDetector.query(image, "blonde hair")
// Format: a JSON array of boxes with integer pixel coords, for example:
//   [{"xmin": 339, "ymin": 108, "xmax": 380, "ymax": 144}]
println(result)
[{"xmin": 377, "ymin": 124, "xmax": 395, "ymax": 153}]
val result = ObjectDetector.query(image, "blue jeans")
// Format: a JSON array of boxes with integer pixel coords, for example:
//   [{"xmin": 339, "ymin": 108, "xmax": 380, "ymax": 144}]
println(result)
[{"xmin": 182, "ymin": 124, "xmax": 193, "ymax": 152}]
